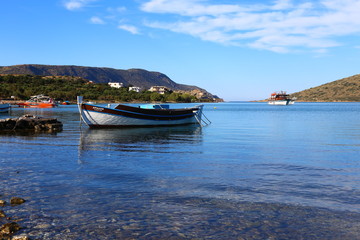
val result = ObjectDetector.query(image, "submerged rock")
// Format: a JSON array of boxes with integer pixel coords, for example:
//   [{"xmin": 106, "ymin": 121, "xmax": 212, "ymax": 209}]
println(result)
[
  {"xmin": 0, "ymin": 115, "xmax": 62, "ymax": 133},
  {"xmin": 0, "ymin": 222, "xmax": 21, "ymax": 235},
  {"xmin": 11, "ymin": 234, "xmax": 30, "ymax": 240},
  {"xmin": 10, "ymin": 197, "xmax": 26, "ymax": 206}
]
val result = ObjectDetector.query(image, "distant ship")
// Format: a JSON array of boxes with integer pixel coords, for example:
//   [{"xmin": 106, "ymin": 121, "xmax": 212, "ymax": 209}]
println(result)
[{"xmin": 268, "ymin": 91, "xmax": 295, "ymax": 105}]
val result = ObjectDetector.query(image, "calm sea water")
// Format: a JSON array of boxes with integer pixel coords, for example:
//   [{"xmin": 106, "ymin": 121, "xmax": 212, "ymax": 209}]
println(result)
[{"xmin": 1, "ymin": 102, "xmax": 360, "ymax": 239}]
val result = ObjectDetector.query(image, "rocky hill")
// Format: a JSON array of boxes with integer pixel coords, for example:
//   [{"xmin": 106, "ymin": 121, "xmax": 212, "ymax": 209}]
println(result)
[
  {"xmin": 0, "ymin": 64, "xmax": 220, "ymax": 100},
  {"xmin": 290, "ymin": 74, "xmax": 360, "ymax": 102}
]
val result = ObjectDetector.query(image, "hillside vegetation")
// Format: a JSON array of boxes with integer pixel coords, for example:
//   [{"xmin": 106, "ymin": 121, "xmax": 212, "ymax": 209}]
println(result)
[
  {"xmin": 291, "ymin": 74, "xmax": 360, "ymax": 102},
  {"xmin": 0, "ymin": 75, "xmax": 205, "ymax": 103},
  {"xmin": 0, "ymin": 64, "xmax": 219, "ymax": 100}
]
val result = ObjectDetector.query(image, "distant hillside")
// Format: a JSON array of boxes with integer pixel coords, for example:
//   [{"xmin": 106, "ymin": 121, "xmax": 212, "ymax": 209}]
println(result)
[
  {"xmin": 0, "ymin": 64, "xmax": 220, "ymax": 100},
  {"xmin": 0, "ymin": 74, "xmax": 207, "ymax": 102},
  {"xmin": 290, "ymin": 74, "xmax": 360, "ymax": 102}
]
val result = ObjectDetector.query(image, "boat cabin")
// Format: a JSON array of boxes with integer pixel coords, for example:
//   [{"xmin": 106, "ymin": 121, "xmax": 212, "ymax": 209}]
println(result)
[{"xmin": 270, "ymin": 91, "xmax": 290, "ymax": 100}]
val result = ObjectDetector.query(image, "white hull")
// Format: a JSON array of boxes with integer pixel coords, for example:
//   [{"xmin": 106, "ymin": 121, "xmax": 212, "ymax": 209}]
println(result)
[
  {"xmin": 268, "ymin": 100, "xmax": 295, "ymax": 105},
  {"xmin": 76, "ymin": 96, "xmax": 206, "ymax": 128}
]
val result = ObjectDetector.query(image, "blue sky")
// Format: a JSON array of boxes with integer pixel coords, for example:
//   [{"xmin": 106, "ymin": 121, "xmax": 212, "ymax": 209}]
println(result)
[{"xmin": 1, "ymin": 0, "xmax": 360, "ymax": 101}]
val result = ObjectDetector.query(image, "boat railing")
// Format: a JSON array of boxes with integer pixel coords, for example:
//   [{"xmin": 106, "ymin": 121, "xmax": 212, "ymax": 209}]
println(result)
[{"xmin": 194, "ymin": 105, "xmax": 211, "ymax": 127}]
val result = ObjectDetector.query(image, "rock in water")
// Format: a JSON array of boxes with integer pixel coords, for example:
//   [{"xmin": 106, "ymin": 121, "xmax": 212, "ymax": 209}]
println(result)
[
  {"xmin": 11, "ymin": 234, "xmax": 30, "ymax": 240},
  {"xmin": 10, "ymin": 197, "xmax": 26, "ymax": 205},
  {"xmin": 0, "ymin": 210, "xmax": 5, "ymax": 218},
  {"xmin": 0, "ymin": 115, "xmax": 63, "ymax": 132},
  {"xmin": 0, "ymin": 222, "xmax": 21, "ymax": 234}
]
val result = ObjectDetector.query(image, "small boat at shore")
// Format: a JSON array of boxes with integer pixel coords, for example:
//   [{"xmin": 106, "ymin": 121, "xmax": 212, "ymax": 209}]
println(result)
[
  {"xmin": 0, "ymin": 103, "xmax": 11, "ymax": 113},
  {"xmin": 268, "ymin": 91, "xmax": 295, "ymax": 105},
  {"xmin": 77, "ymin": 96, "xmax": 210, "ymax": 128},
  {"xmin": 17, "ymin": 94, "xmax": 57, "ymax": 108}
]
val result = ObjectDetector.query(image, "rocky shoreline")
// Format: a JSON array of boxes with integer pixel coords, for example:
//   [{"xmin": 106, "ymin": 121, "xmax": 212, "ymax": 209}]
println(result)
[{"xmin": 0, "ymin": 115, "xmax": 62, "ymax": 133}]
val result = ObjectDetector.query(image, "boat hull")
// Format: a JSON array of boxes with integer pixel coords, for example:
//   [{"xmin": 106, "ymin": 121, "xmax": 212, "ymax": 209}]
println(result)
[
  {"xmin": 0, "ymin": 103, "xmax": 10, "ymax": 113},
  {"xmin": 268, "ymin": 100, "xmax": 295, "ymax": 105},
  {"xmin": 78, "ymin": 103, "xmax": 203, "ymax": 128},
  {"xmin": 18, "ymin": 102, "xmax": 56, "ymax": 108}
]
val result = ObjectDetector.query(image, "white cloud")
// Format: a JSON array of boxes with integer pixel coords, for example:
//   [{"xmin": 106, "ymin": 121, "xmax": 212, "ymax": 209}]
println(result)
[
  {"xmin": 141, "ymin": 0, "xmax": 256, "ymax": 17},
  {"xmin": 90, "ymin": 16, "xmax": 105, "ymax": 24},
  {"xmin": 271, "ymin": 0, "xmax": 294, "ymax": 10},
  {"xmin": 63, "ymin": 0, "xmax": 96, "ymax": 11},
  {"xmin": 140, "ymin": 0, "xmax": 360, "ymax": 52},
  {"xmin": 118, "ymin": 24, "xmax": 140, "ymax": 35}
]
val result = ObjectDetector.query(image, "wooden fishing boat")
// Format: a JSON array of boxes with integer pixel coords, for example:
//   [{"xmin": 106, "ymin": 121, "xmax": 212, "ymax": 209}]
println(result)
[
  {"xmin": 17, "ymin": 94, "xmax": 56, "ymax": 108},
  {"xmin": 268, "ymin": 91, "xmax": 295, "ymax": 105},
  {"xmin": 0, "ymin": 103, "xmax": 11, "ymax": 113},
  {"xmin": 77, "ymin": 96, "xmax": 210, "ymax": 128}
]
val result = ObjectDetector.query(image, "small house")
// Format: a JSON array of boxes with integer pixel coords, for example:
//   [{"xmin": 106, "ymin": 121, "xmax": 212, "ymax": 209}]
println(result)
[
  {"xmin": 108, "ymin": 82, "xmax": 123, "ymax": 88},
  {"xmin": 129, "ymin": 86, "xmax": 141, "ymax": 92},
  {"xmin": 149, "ymin": 86, "xmax": 169, "ymax": 94}
]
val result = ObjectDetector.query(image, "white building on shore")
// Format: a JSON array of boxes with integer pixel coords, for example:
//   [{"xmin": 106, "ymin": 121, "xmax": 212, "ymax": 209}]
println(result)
[
  {"xmin": 108, "ymin": 82, "xmax": 123, "ymax": 88},
  {"xmin": 129, "ymin": 86, "xmax": 141, "ymax": 92},
  {"xmin": 149, "ymin": 86, "xmax": 169, "ymax": 94}
]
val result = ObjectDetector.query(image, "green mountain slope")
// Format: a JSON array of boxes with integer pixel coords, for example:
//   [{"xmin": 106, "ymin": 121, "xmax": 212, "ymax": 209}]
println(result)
[{"xmin": 291, "ymin": 74, "xmax": 360, "ymax": 102}]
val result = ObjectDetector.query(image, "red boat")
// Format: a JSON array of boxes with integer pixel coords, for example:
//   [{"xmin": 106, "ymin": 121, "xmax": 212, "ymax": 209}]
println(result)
[{"xmin": 18, "ymin": 94, "xmax": 57, "ymax": 108}]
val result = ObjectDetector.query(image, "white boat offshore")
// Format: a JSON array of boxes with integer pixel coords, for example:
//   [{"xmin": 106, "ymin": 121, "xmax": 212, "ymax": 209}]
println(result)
[
  {"xmin": 268, "ymin": 91, "xmax": 295, "ymax": 105},
  {"xmin": 77, "ymin": 96, "xmax": 210, "ymax": 128}
]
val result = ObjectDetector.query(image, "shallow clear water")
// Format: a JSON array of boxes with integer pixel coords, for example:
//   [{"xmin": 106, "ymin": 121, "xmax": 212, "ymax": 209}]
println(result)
[{"xmin": 1, "ymin": 102, "xmax": 360, "ymax": 239}]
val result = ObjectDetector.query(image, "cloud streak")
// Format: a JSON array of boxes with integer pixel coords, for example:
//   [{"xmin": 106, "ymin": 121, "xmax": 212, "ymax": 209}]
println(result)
[
  {"xmin": 63, "ymin": 0, "xmax": 97, "ymax": 11},
  {"xmin": 118, "ymin": 24, "xmax": 140, "ymax": 35},
  {"xmin": 90, "ymin": 16, "xmax": 105, "ymax": 24},
  {"xmin": 140, "ymin": 0, "xmax": 360, "ymax": 52}
]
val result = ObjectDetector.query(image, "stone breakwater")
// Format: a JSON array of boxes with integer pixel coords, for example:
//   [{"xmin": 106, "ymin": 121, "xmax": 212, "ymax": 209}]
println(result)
[{"xmin": 0, "ymin": 115, "xmax": 62, "ymax": 132}]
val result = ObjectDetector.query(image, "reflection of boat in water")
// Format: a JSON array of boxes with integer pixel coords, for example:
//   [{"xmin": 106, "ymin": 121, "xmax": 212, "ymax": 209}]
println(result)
[
  {"xmin": 80, "ymin": 125, "xmax": 202, "ymax": 147},
  {"xmin": 78, "ymin": 126, "xmax": 203, "ymax": 163},
  {"xmin": 268, "ymin": 91, "xmax": 295, "ymax": 105},
  {"xmin": 18, "ymin": 94, "xmax": 57, "ymax": 108},
  {"xmin": 77, "ymin": 96, "xmax": 210, "ymax": 128},
  {"xmin": 0, "ymin": 103, "xmax": 11, "ymax": 113}
]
